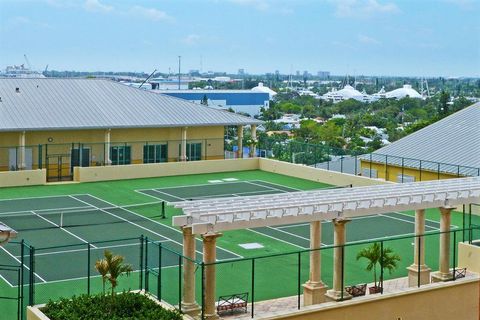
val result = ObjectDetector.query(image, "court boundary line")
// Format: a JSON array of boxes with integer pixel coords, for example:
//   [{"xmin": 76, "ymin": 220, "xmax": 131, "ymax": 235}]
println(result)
[
  {"xmin": 0, "ymin": 247, "xmax": 47, "ymax": 283},
  {"xmin": 0, "ymin": 194, "xmax": 88, "ymax": 202},
  {"xmin": 247, "ymin": 228, "xmax": 307, "ymax": 250},
  {"xmin": 0, "ymin": 273, "xmax": 14, "ymax": 288},
  {"xmin": 82, "ymin": 194, "xmax": 243, "ymax": 260}
]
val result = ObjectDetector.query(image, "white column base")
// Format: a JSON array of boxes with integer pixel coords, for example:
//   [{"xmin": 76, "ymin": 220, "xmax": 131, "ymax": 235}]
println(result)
[
  {"xmin": 325, "ymin": 288, "xmax": 352, "ymax": 302},
  {"xmin": 181, "ymin": 302, "xmax": 201, "ymax": 317},
  {"xmin": 431, "ymin": 271, "xmax": 453, "ymax": 282},
  {"xmin": 407, "ymin": 264, "xmax": 431, "ymax": 287},
  {"xmin": 303, "ymin": 281, "xmax": 328, "ymax": 305}
]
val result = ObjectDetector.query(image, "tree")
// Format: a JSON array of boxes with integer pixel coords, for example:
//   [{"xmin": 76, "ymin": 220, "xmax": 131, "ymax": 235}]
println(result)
[
  {"xmin": 201, "ymin": 94, "xmax": 209, "ymax": 106},
  {"xmin": 95, "ymin": 250, "xmax": 133, "ymax": 297},
  {"xmin": 356, "ymin": 243, "xmax": 401, "ymax": 289},
  {"xmin": 439, "ymin": 90, "xmax": 450, "ymax": 115}
]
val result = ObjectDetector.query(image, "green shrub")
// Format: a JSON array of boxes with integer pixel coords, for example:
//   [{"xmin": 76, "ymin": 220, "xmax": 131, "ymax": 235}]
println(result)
[{"xmin": 42, "ymin": 292, "xmax": 183, "ymax": 320}]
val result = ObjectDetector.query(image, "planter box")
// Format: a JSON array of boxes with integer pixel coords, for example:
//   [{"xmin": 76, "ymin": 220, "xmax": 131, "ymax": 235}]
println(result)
[{"xmin": 27, "ymin": 291, "xmax": 194, "ymax": 320}]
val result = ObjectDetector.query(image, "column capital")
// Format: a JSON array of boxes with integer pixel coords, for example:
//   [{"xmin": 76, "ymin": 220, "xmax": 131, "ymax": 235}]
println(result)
[
  {"xmin": 201, "ymin": 232, "xmax": 223, "ymax": 242},
  {"xmin": 332, "ymin": 218, "xmax": 351, "ymax": 226},
  {"xmin": 439, "ymin": 207, "xmax": 454, "ymax": 214},
  {"xmin": 181, "ymin": 226, "xmax": 193, "ymax": 235}
]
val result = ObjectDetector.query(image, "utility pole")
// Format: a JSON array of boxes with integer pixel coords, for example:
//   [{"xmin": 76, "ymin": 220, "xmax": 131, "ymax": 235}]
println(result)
[{"xmin": 178, "ymin": 55, "xmax": 181, "ymax": 90}]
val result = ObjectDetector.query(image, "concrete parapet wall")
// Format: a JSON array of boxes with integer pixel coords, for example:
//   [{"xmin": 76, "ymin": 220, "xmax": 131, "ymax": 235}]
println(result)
[
  {"xmin": 0, "ymin": 169, "xmax": 46, "ymax": 187},
  {"xmin": 74, "ymin": 158, "xmax": 259, "ymax": 182},
  {"xmin": 259, "ymin": 158, "xmax": 391, "ymax": 187}
]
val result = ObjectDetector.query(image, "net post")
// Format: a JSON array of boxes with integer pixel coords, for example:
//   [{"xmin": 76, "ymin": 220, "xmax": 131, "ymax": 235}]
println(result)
[
  {"xmin": 145, "ymin": 237, "xmax": 149, "ymax": 292},
  {"xmin": 87, "ymin": 242, "xmax": 91, "ymax": 295},
  {"xmin": 139, "ymin": 235, "xmax": 144, "ymax": 290},
  {"xmin": 251, "ymin": 258, "xmax": 255, "ymax": 318},
  {"xmin": 161, "ymin": 201, "xmax": 166, "ymax": 219}
]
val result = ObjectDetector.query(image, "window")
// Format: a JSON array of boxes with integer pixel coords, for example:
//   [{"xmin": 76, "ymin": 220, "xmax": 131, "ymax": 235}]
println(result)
[
  {"xmin": 179, "ymin": 143, "xmax": 202, "ymax": 161},
  {"xmin": 397, "ymin": 174, "xmax": 415, "ymax": 183},
  {"xmin": 71, "ymin": 147, "xmax": 90, "ymax": 168},
  {"xmin": 143, "ymin": 144, "xmax": 167, "ymax": 163},
  {"xmin": 362, "ymin": 168, "xmax": 378, "ymax": 178},
  {"xmin": 110, "ymin": 146, "xmax": 131, "ymax": 165}
]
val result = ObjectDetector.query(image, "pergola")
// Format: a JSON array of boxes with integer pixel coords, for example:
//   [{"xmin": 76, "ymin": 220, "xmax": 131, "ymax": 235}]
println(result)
[{"xmin": 172, "ymin": 177, "xmax": 480, "ymax": 319}]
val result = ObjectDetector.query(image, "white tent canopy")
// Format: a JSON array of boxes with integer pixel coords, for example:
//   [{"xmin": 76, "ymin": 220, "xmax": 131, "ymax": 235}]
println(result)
[{"xmin": 172, "ymin": 177, "xmax": 480, "ymax": 234}]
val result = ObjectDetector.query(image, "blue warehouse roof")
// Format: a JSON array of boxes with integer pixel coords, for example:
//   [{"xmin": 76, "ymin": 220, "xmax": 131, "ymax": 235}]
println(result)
[{"xmin": 156, "ymin": 90, "xmax": 270, "ymax": 106}]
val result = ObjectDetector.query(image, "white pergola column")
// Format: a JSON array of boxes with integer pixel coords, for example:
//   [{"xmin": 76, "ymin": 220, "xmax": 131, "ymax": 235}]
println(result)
[
  {"xmin": 18, "ymin": 131, "xmax": 26, "ymax": 170},
  {"xmin": 202, "ymin": 232, "xmax": 222, "ymax": 320},
  {"xmin": 180, "ymin": 127, "xmax": 188, "ymax": 162},
  {"xmin": 407, "ymin": 209, "xmax": 431, "ymax": 286},
  {"xmin": 326, "ymin": 219, "xmax": 352, "ymax": 301},
  {"xmin": 432, "ymin": 207, "xmax": 453, "ymax": 282},
  {"xmin": 181, "ymin": 227, "xmax": 200, "ymax": 316},
  {"xmin": 104, "ymin": 129, "xmax": 111, "ymax": 165},
  {"xmin": 249, "ymin": 124, "xmax": 257, "ymax": 158},
  {"xmin": 237, "ymin": 125, "xmax": 243, "ymax": 159},
  {"xmin": 303, "ymin": 221, "xmax": 328, "ymax": 305}
]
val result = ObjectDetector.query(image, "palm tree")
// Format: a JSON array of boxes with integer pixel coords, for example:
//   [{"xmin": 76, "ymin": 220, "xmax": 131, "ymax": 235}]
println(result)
[
  {"xmin": 356, "ymin": 243, "xmax": 401, "ymax": 290},
  {"xmin": 95, "ymin": 259, "xmax": 108, "ymax": 294},
  {"xmin": 95, "ymin": 250, "xmax": 133, "ymax": 297}
]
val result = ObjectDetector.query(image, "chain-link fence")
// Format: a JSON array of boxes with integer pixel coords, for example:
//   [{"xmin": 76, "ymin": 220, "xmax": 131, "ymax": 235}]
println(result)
[{"xmin": 257, "ymin": 138, "xmax": 480, "ymax": 182}]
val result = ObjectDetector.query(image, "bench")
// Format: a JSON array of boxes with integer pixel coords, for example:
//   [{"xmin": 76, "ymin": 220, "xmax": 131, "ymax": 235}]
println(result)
[
  {"xmin": 216, "ymin": 292, "xmax": 248, "ymax": 314},
  {"xmin": 345, "ymin": 283, "xmax": 367, "ymax": 297},
  {"xmin": 452, "ymin": 267, "xmax": 467, "ymax": 280}
]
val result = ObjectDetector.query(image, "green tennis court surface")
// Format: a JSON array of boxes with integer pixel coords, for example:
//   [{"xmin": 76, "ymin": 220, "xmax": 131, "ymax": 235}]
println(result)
[{"xmin": 0, "ymin": 194, "xmax": 240, "ymax": 286}]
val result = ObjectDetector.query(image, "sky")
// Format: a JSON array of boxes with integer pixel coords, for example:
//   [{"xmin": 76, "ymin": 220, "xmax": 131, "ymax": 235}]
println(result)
[{"xmin": 0, "ymin": 0, "xmax": 479, "ymax": 77}]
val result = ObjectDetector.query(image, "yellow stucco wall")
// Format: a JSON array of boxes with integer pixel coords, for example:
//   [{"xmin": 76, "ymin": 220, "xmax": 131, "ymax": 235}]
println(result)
[
  {"xmin": 262, "ymin": 279, "xmax": 479, "ymax": 320},
  {"xmin": 0, "ymin": 126, "xmax": 225, "ymax": 174},
  {"xmin": 459, "ymin": 242, "xmax": 480, "ymax": 274},
  {"xmin": 0, "ymin": 169, "xmax": 46, "ymax": 187},
  {"xmin": 360, "ymin": 160, "xmax": 460, "ymax": 182},
  {"xmin": 74, "ymin": 158, "xmax": 259, "ymax": 182}
]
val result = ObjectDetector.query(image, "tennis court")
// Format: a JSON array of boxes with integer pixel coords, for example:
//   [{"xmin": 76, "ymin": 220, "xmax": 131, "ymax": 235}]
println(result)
[
  {"xmin": 0, "ymin": 194, "xmax": 239, "ymax": 287},
  {"xmin": 136, "ymin": 179, "xmax": 457, "ymax": 250}
]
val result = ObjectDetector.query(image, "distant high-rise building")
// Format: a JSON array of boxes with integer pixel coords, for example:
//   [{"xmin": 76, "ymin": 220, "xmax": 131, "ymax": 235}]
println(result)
[
  {"xmin": 317, "ymin": 71, "xmax": 330, "ymax": 78},
  {"xmin": 238, "ymin": 69, "xmax": 245, "ymax": 75},
  {"xmin": 295, "ymin": 70, "xmax": 300, "ymax": 77}
]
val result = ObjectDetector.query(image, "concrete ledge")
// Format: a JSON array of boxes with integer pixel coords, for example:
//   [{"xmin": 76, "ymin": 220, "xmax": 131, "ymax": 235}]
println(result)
[
  {"xmin": 0, "ymin": 169, "xmax": 46, "ymax": 188},
  {"xmin": 74, "ymin": 158, "xmax": 260, "ymax": 182},
  {"xmin": 257, "ymin": 276, "xmax": 480, "ymax": 320},
  {"xmin": 259, "ymin": 158, "xmax": 392, "ymax": 187},
  {"xmin": 459, "ymin": 241, "xmax": 480, "ymax": 273}
]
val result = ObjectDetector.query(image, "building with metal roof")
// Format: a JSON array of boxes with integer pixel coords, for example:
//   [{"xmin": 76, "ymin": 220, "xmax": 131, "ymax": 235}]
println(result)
[
  {"xmin": 154, "ymin": 89, "xmax": 270, "ymax": 116},
  {"xmin": 360, "ymin": 103, "xmax": 480, "ymax": 182},
  {"xmin": 0, "ymin": 78, "xmax": 261, "ymax": 181}
]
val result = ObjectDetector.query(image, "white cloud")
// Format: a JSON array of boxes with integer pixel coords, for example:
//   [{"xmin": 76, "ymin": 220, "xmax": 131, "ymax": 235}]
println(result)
[
  {"xmin": 230, "ymin": 0, "xmax": 270, "ymax": 11},
  {"xmin": 332, "ymin": 0, "xmax": 399, "ymax": 18},
  {"xmin": 182, "ymin": 34, "xmax": 202, "ymax": 46},
  {"xmin": 130, "ymin": 6, "xmax": 173, "ymax": 22},
  {"xmin": 358, "ymin": 34, "xmax": 381, "ymax": 45},
  {"xmin": 84, "ymin": 0, "xmax": 113, "ymax": 13}
]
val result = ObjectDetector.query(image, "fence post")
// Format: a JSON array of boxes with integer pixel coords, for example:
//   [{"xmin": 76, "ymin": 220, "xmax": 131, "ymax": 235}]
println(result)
[
  {"xmin": 251, "ymin": 258, "xmax": 255, "ymax": 318},
  {"xmin": 417, "ymin": 236, "xmax": 421, "ymax": 288},
  {"xmin": 158, "ymin": 242, "xmax": 162, "ymax": 301},
  {"xmin": 340, "ymin": 156, "xmax": 344, "ymax": 173},
  {"xmin": 145, "ymin": 237, "xmax": 149, "ymax": 292},
  {"xmin": 20, "ymin": 240, "xmax": 25, "ymax": 320},
  {"xmin": 38, "ymin": 144, "xmax": 43, "ymax": 169},
  {"xmin": 452, "ymin": 231, "xmax": 457, "ymax": 280},
  {"xmin": 437, "ymin": 163, "xmax": 441, "ymax": 180},
  {"xmin": 178, "ymin": 255, "xmax": 182, "ymax": 312},
  {"xmin": 87, "ymin": 242, "xmax": 91, "ymax": 295},
  {"xmin": 419, "ymin": 160, "xmax": 422, "ymax": 181},
  {"xmin": 297, "ymin": 252, "xmax": 301, "ymax": 309},
  {"xmin": 401, "ymin": 157, "xmax": 404, "ymax": 183},
  {"xmin": 369, "ymin": 153, "xmax": 373, "ymax": 178},
  {"xmin": 340, "ymin": 245, "xmax": 344, "ymax": 301},
  {"xmin": 29, "ymin": 246, "xmax": 35, "ymax": 306},
  {"xmin": 462, "ymin": 205, "xmax": 466, "ymax": 243},
  {"xmin": 384, "ymin": 155, "xmax": 388, "ymax": 181},
  {"xmin": 354, "ymin": 155, "xmax": 358, "ymax": 175},
  {"xmin": 201, "ymin": 262, "xmax": 205, "ymax": 320},
  {"xmin": 139, "ymin": 235, "xmax": 144, "ymax": 290},
  {"xmin": 380, "ymin": 241, "xmax": 384, "ymax": 293}
]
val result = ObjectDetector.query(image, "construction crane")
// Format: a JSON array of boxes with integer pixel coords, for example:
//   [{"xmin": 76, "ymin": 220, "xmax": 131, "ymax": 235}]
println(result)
[{"xmin": 24, "ymin": 54, "xmax": 32, "ymax": 70}]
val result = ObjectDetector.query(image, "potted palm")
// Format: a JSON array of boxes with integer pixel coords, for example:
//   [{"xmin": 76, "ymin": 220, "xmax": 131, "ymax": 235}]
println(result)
[{"xmin": 356, "ymin": 243, "xmax": 401, "ymax": 294}]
